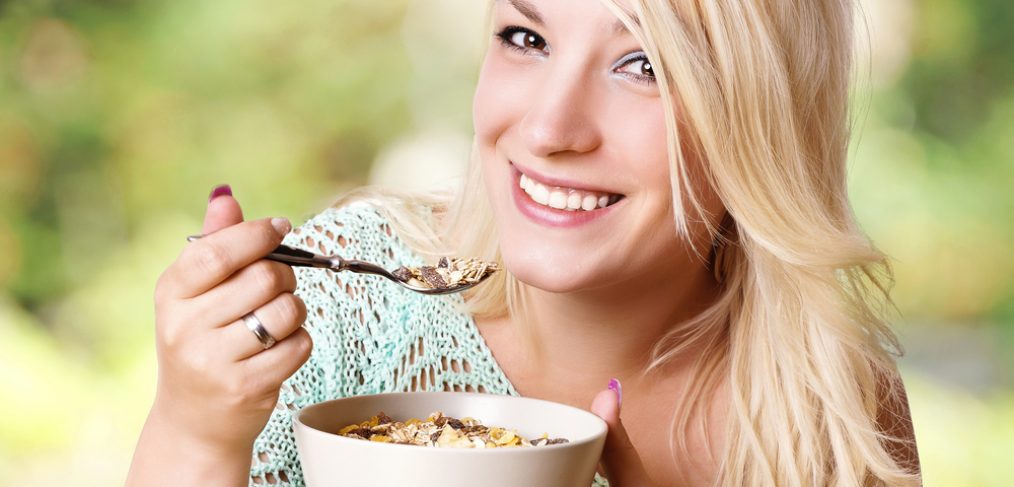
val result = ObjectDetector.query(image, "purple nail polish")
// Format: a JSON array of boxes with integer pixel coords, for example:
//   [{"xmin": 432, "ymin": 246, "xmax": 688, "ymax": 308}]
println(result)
[
  {"xmin": 209, "ymin": 184, "xmax": 232, "ymax": 202},
  {"xmin": 608, "ymin": 378, "xmax": 623, "ymax": 409}
]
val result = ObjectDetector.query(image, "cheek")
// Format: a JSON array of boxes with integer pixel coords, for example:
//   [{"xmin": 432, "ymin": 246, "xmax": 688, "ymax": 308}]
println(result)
[
  {"xmin": 642, "ymin": 108, "xmax": 673, "ymax": 184},
  {"xmin": 618, "ymin": 100, "xmax": 721, "ymax": 217},
  {"xmin": 671, "ymin": 114, "xmax": 724, "ymax": 221},
  {"xmin": 472, "ymin": 55, "xmax": 523, "ymax": 150},
  {"xmin": 605, "ymin": 99, "xmax": 723, "ymax": 255},
  {"xmin": 474, "ymin": 54, "xmax": 535, "ymax": 220},
  {"xmin": 473, "ymin": 61, "xmax": 505, "ymax": 194},
  {"xmin": 608, "ymin": 100, "xmax": 672, "ymax": 196}
]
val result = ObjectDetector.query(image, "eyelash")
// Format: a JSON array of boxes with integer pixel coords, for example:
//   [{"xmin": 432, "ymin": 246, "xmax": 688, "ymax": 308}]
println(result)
[
  {"xmin": 493, "ymin": 26, "xmax": 656, "ymax": 85},
  {"xmin": 614, "ymin": 53, "xmax": 656, "ymax": 86},
  {"xmin": 495, "ymin": 26, "xmax": 546, "ymax": 55}
]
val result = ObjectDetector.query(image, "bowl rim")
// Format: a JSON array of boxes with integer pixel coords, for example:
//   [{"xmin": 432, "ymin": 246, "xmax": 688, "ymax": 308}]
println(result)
[{"xmin": 294, "ymin": 391, "xmax": 608, "ymax": 454}]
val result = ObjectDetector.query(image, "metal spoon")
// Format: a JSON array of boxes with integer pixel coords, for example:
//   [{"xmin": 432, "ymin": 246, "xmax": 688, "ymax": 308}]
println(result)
[{"xmin": 185, "ymin": 235, "xmax": 491, "ymax": 295}]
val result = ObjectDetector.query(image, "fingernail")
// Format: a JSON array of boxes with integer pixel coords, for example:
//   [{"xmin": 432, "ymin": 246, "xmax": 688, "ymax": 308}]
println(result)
[
  {"xmin": 209, "ymin": 184, "xmax": 232, "ymax": 202},
  {"xmin": 608, "ymin": 378, "xmax": 623, "ymax": 409},
  {"xmin": 271, "ymin": 217, "xmax": 292, "ymax": 236}
]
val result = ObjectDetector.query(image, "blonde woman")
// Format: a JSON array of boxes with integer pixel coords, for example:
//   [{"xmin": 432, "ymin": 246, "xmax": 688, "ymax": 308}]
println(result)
[{"xmin": 127, "ymin": 0, "xmax": 921, "ymax": 485}]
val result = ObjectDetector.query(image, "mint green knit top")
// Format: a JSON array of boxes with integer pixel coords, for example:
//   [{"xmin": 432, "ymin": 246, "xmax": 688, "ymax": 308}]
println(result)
[{"xmin": 249, "ymin": 202, "xmax": 609, "ymax": 487}]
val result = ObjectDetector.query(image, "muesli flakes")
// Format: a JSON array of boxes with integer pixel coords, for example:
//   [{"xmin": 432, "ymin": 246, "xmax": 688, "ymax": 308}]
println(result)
[
  {"xmin": 392, "ymin": 258, "xmax": 499, "ymax": 291},
  {"xmin": 337, "ymin": 411, "xmax": 569, "ymax": 449}
]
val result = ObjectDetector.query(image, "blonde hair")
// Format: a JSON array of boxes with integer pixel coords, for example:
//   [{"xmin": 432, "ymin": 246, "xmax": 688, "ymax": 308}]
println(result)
[{"xmin": 337, "ymin": 0, "xmax": 921, "ymax": 485}]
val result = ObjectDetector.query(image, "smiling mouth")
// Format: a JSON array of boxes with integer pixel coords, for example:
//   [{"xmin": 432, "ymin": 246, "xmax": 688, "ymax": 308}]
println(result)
[{"xmin": 516, "ymin": 169, "xmax": 624, "ymax": 212}]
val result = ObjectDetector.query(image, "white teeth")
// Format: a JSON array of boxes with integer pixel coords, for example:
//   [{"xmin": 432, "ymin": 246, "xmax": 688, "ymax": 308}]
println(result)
[
  {"xmin": 566, "ymin": 192, "xmax": 582, "ymax": 210},
  {"xmin": 548, "ymin": 190, "xmax": 568, "ymax": 209},
  {"xmin": 531, "ymin": 183, "xmax": 550, "ymax": 205},
  {"xmin": 519, "ymin": 172, "xmax": 620, "ymax": 212}
]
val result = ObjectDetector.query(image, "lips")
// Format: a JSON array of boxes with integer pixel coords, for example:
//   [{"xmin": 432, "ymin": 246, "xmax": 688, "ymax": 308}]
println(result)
[{"xmin": 509, "ymin": 162, "xmax": 625, "ymax": 228}]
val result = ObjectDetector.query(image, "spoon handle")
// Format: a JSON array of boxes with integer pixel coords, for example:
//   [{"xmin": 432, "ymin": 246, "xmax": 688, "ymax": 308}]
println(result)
[
  {"xmin": 267, "ymin": 244, "xmax": 342, "ymax": 270},
  {"xmin": 185, "ymin": 235, "xmax": 342, "ymax": 270}
]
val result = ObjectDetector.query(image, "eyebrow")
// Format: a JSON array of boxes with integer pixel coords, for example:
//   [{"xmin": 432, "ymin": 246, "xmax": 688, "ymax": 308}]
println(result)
[
  {"xmin": 613, "ymin": 16, "xmax": 638, "ymax": 34},
  {"xmin": 507, "ymin": 0, "xmax": 543, "ymax": 25},
  {"xmin": 505, "ymin": 0, "xmax": 636, "ymax": 35}
]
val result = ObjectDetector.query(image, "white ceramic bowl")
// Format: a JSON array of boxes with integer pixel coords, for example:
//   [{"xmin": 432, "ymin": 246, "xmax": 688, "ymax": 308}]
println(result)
[{"xmin": 294, "ymin": 391, "xmax": 608, "ymax": 487}]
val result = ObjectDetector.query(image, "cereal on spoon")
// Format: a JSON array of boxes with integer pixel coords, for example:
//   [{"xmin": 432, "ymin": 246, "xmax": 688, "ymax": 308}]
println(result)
[{"xmin": 392, "ymin": 257, "xmax": 499, "ymax": 291}]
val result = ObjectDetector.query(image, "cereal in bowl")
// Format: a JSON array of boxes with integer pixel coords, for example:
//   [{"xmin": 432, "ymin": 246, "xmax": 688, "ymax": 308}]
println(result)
[{"xmin": 336, "ymin": 411, "xmax": 569, "ymax": 448}]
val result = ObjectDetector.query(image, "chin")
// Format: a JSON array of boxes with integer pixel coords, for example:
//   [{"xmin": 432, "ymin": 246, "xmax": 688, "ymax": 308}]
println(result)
[{"xmin": 500, "ymin": 248, "xmax": 596, "ymax": 294}]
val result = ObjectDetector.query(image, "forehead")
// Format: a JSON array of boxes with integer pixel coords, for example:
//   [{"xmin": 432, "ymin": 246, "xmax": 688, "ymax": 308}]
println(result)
[{"xmin": 494, "ymin": 0, "xmax": 634, "ymax": 34}]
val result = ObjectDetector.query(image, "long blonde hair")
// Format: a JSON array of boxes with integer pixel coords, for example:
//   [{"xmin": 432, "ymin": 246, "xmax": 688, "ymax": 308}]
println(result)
[{"xmin": 337, "ymin": 0, "xmax": 920, "ymax": 485}]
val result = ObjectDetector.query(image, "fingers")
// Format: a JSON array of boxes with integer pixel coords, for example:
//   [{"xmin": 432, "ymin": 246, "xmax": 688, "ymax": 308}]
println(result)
[
  {"xmin": 203, "ymin": 185, "xmax": 244, "ymax": 234},
  {"xmin": 223, "ymin": 292, "xmax": 307, "ymax": 360},
  {"xmin": 187, "ymin": 259, "xmax": 297, "ymax": 329},
  {"xmin": 243, "ymin": 327, "xmax": 314, "ymax": 387},
  {"xmin": 159, "ymin": 217, "xmax": 292, "ymax": 300},
  {"xmin": 144, "ymin": 185, "xmax": 310, "ymax": 455},
  {"xmin": 591, "ymin": 379, "xmax": 653, "ymax": 486}
]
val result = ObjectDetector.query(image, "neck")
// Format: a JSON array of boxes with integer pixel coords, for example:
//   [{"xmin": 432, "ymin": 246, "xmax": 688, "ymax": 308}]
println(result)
[{"xmin": 510, "ymin": 257, "xmax": 721, "ymax": 396}]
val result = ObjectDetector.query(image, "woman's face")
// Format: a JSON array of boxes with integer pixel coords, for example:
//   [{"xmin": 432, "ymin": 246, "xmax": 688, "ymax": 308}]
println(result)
[{"xmin": 474, "ymin": 0, "xmax": 717, "ymax": 293}]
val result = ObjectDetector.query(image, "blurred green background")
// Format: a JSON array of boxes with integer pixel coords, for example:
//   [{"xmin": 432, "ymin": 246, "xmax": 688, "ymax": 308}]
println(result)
[{"xmin": 0, "ymin": 0, "xmax": 1011, "ymax": 484}]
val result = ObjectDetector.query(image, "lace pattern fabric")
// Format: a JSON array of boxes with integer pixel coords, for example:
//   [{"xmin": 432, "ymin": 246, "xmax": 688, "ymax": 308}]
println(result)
[{"xmin": 248, "ymin": 202, "xmax": 608, "ymax": 487}]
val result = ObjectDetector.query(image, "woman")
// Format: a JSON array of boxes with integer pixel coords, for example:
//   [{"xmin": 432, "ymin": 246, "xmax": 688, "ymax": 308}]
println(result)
[{"xmin": 126, "ymin": 0, "xmax": 921, "ymax": 485}]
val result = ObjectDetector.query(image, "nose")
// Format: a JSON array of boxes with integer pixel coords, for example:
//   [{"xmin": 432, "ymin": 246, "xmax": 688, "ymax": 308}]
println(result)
[{"xmin": 518, "ymin": 66, "xmax": 603, "ymax": 158}]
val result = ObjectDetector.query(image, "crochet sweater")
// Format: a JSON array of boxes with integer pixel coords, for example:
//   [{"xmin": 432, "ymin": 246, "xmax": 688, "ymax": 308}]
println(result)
[{"xmin": 249, "ymin": 202, "xmax": 609, "ymax": 487}]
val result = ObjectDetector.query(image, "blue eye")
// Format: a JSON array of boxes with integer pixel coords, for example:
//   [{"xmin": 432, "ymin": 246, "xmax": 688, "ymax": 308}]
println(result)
[{"xmin": 496, "ymin": 26, "xmax": 548, "ymax": 53}]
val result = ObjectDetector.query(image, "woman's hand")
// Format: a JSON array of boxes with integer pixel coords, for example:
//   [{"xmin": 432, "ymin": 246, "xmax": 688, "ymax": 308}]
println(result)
[
  {"xmin": 590, "ymin": 379, "xmax": 657, "ymax": 486},
  {"xmin": 127, "ymin": 188, "xmax": 312, "ymax": 487},
  {"xmin": 151, "ymin": 190, "xmax": 312, "ymax": 452}
]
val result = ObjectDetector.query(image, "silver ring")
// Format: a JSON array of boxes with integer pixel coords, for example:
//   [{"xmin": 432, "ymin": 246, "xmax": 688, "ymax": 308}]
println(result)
[{"xmin": 242, "ymin": 312, "xmax": 277, "ymax": 350}]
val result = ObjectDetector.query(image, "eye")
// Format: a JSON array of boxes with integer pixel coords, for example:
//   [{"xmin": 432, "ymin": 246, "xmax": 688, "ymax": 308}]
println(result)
[
  {"xmin": 495, "ymin": 26, "xmax": 549, "ymax": 54},
  {"xmin": 615, "ymin": 52, "xmax": 656, "ymax": 83}
]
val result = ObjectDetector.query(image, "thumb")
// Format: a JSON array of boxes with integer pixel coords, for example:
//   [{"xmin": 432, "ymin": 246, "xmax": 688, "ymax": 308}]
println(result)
[
  {"xmin": 591, "ymin": 378, "xmax": 652, "ymax": 486},
  {"xmin": 202, "ymin": 184, "xmax": 245, "ymax": 235}
]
